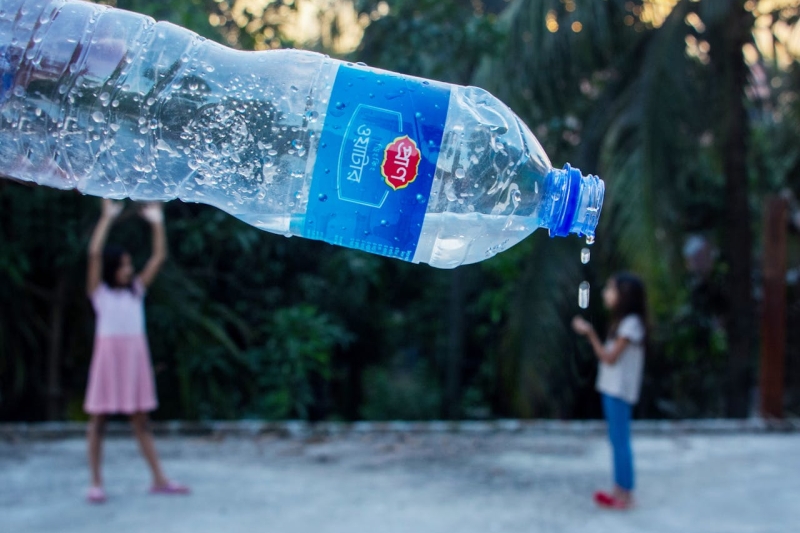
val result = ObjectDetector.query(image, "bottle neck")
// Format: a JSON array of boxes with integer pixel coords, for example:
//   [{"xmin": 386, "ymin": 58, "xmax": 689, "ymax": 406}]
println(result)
[{"xmin": 544, "ymin": 164, "xmax": 604, "ymax": 238}]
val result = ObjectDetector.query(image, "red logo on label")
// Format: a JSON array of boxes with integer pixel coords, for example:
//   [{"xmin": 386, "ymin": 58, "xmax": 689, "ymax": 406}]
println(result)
[{"xmin": 381, "ymin": 135, "xmax": 421, "ymax": 191}]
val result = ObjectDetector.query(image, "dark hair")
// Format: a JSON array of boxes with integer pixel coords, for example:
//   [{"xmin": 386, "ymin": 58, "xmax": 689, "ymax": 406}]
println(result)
[
  {"xmin": 102, "ymin": 245, "xmax": 133, "ymax": 291},
  {"xmin": 609, "ymin": 272, "xmax": 648, "ymax": 342}
]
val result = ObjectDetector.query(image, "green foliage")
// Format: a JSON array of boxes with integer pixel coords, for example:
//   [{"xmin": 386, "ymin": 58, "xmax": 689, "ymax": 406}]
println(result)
[
  {"xmin": 361, "ymin": 358, "xmax": 442, "ymax": 420},
  {"xmin": 246, "ymin": 305, "xmax": 352, "ymax": 419}
]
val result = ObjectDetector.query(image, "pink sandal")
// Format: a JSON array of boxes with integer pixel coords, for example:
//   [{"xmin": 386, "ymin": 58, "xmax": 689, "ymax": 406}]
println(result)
[
  {"xmin": 86, "ymin": 486, "xmax": 106, "ymax": 504},
  {"xmin": 149, "ymin": 481, "xmax": 190, "ymax": 495}
]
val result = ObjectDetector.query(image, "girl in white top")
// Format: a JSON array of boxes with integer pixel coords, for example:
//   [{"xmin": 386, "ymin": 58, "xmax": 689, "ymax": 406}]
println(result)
[{"xmin": 572, "ymin": 272, "xmax": 647, "ymax": 510}]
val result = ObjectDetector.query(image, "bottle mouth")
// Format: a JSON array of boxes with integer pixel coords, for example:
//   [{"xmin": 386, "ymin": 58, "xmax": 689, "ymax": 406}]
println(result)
[{"xmin": 546, "ymin": 164, "xmax": 604, "ymax": 238}]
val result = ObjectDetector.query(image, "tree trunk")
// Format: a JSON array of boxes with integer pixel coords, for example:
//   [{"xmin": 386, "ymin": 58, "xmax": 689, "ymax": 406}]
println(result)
[
  {"xmin": 720, "ymin": 0, "xmax": 755, "ymax": 418},
  {"xmin": 445, "ymin": 268, "xmax": 464, "ymax": 419},
  {"xmin": 46, "ymin": 276, "xmax": 68, "ymax": 420}
]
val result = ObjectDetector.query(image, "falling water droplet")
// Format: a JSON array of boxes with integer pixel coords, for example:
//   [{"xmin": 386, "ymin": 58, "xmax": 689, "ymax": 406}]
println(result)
[
  {"xmin": 586, "ymin": 235, "xmax": 595, "ymax": 245},
  {"xmin": 578, "ymin": 281, "xmax": 590, "ymax": 309},
  {"xmin": 581, "ymin": 248, "xmax": 590, "ymax": 264}
]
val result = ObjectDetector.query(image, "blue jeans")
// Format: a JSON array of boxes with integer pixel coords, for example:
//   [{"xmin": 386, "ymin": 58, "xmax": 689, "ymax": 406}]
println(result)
[{"xmin": 602, "ymin": 394, "xmax": 635, "ymax": 491}]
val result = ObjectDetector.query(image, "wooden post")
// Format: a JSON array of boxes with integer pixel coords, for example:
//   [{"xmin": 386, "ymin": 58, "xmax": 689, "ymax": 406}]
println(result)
[{"xmin": 759, "ymin": 196, "xmax": 788, "ymax": 419}]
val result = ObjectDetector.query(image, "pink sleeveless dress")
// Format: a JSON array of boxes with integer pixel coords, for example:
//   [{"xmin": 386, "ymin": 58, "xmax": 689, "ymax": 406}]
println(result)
[{"xmin": 83, "ymin": 278, "xmax": 158, "ymax": 414}]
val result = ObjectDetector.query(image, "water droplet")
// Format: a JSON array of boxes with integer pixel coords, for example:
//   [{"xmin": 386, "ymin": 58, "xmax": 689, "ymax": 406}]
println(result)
[
  {"xmin": 91, "ymin": 111, "xmax": 104, "ymax": 123},
  {"xmin": 586, "ymin": 235, "xmax": 595, "ymax": 245},
  {"xmin": 580, "ymin": 248, "xmax": 590, "ymax": 264},
  {"xmin": 305, "ymin": 110, "xmax": 319, "ymax": 122},
  {"xmin": 12, "ymin": 86, "xmax": 24, "ymax": 97},
  {"xmin": 335, "ymin": 101, "xmax": 346, "ymax": 110},
  {"xmin": 99, "ymin": 92, "xmax": 110, "ymax": 104},
  {"xmin": 291, "ymin": 139, "xmax": 303, "ymax": 150},
  {"xmin": 205, "ymin": 65, "xmax": 215, "ymax": 72},
  {"xmin": 454, "ymin": 168, "xmax": 466, "ymax": 179},
  {"xmin": 535, "ymin": 182, "xmax": 539, "ymax": 194},
  {"xmin": 416, "ymin": 194, "xmax": 426, "ymax": 203},
  {"xmin": 380, "ymin": 220, "xmax": 388, "ymax": 226},
  {"xmin": 511, "ymin": 189, "xmax": 522, "ymax": 206},
  {"xmin": 318, "ymin": 194, "xmax": 328, "ymax": 202},
  {"xmin": 415, "ymin": 112, "xmax": 423, "ymax": 119},
  {"xmin": 267, "ymin": 149, "xmax": 278, "ymax": 156},
  {"xmin": 146, "ymin": 97, "xmax": 156, "ymax": 106},
  {"xmin": 290, "ymin": 85, "xmax": 299, "ymax": 92},
  {"xmin": 578, "ymin": 281, "xmax": 590, "ymax": 309}
]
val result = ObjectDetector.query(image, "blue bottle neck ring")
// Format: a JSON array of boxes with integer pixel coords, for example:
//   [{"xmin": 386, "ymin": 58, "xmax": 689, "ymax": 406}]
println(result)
[{"xmin": 545, "ymin": 164, "xmax": 604, "ymax": 238}]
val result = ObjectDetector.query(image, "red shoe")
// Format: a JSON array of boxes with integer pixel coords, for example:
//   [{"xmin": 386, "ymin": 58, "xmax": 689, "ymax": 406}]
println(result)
[
  {"xmin": 593, "ymin": 491, "xmax": 614, "ymax": 506},
  {"xmin": 596, "ymin": 493, "xmax": 633, "ymax": 510}
]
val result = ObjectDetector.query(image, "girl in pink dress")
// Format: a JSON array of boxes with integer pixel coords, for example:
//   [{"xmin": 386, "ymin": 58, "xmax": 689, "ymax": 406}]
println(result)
[{"xmin": 84, "ymin": 199, "xmax": 188, "ymax": 503}]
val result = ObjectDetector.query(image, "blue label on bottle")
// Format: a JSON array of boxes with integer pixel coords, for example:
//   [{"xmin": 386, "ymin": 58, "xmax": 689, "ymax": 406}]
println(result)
[{"xmin": 303, "ymin": 64, "xmax": 451, "ymax": 261}]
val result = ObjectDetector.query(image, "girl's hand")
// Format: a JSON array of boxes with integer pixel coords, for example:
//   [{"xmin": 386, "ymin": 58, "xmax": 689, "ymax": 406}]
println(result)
[
  {"xmin": 139, "ymin": 202, "xmax": 164, "ymax": 225},
  {"xmin": 101, "ymin": 199, "xmax": 123, "ymax": 220},
  {"xmin": 571, "ymin": 316, "xmax": 593, "ymax": 336}
]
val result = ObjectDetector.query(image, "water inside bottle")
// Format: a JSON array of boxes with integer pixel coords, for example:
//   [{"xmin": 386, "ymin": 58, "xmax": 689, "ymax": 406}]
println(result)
[{"xmin": 578, "ymin": 281, "xmax": 590, "ymax": 309}]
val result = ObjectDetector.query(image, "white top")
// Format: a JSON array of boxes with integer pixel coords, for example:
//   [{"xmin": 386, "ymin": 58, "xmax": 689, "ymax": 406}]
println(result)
[
  {"xmin": 91, "ymin": 279, "xmax": 146, "ymax": 337},
  {"xmin": 595, "ymin": 314, "xmax": 645, "ymax": 404}
]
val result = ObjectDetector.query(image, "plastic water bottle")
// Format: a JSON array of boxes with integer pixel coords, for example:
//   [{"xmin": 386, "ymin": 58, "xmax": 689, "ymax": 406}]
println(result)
[{"xmin": 0, "ymin": 0, "xmax": 604, "ymax": 268}]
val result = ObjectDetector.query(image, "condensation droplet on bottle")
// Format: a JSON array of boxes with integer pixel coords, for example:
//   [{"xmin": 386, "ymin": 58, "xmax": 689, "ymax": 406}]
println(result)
[
  {"xmin": 290, "ymin": 85, "xmax": 299, "ymax": 92},
  {"xmin": 416, "ymin": 193, "xmax": 426, "ymax": 203},
  {"xmin": 454, "ymin": 168, "xmax": 466, "ymax": 179},
  {"xmin": 580, "ymin": 248, "xmax": 590, "ymax": 264},
  {"xmin": 291, "ymin": 139, "xmax": 303, "ymax": 150},
  {"xmin": 578, "ymin": 281, "xmax": 590, "ymax": 309},
  {"xmin": 534, "ymin": 182, "xmax": 539, "ymax": 194},
  {"xmin": 305, "ymin": 111, "xmax": 318, "ymax": 122},
  {"xmin": 91, "ymin": 111, "xmax": 104, "ymax": 123},
  {"xmin": 267, "ymin": 149, "xmax": 278, "ymax": 156},
  {"xmin": 318, "ymin": 194, "xmax": 328, "ymax": 202},
  {"xmin": 511, "ymin": 189, "xmax": 522, "ymax": 207}
]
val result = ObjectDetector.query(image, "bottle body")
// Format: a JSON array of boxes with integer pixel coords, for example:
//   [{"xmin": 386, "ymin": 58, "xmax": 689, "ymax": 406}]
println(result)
[{"xmin": 0, "ymin": 0, "xmax": 603, "ymax": 268}]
